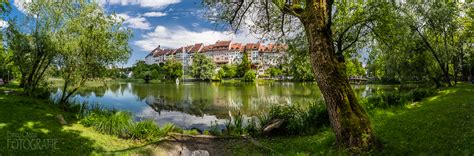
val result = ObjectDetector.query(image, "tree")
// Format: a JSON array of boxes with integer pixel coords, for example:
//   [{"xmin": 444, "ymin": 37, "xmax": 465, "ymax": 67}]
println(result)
[
  {"xmin": 191, "ymin": 54, "xmax": 216, "ymax": 80},
  {"xmin": 222, "ymin": 64, "xmax": 237, "ymax": 78},
  {"xmin": 163, "ymin": 59, "xmax": 183, "ymax": 79},
  {"xmin": 242, "ymin": 70, "xmax": 256, "ymax": 82},
  {"xmin": 237, "ymin": 50, "xmax": 251, "ymax": 77},
  {"xmin": 55, "ymin": 1, "xmax": 131, "ymax": 107},
  {"xmin": 367, "ymin": 2, "xmax": 470, "ymax": 86},
  {"xmin": 266, "ymin": 67, "xmax": 282, "ymax": 77},
  {"xmin": 346, "ymin": 58, "xmax": 365, "ymax": 77},
  {"xmin": 206, "ymin": 0, "xmax": 376, "ymax": 151},
  {"xmin": 6, "ymin": 0, "xmax": 64, "ymax": 96},
  {"xmin": 286, "ymin": 36, "xmax": 314, "ymax": 81}
]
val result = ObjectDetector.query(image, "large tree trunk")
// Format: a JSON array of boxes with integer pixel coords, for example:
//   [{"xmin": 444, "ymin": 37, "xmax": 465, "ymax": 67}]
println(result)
[{"xmin": 300, "ymin": 2, "xmax": 376, "ymax": 152}]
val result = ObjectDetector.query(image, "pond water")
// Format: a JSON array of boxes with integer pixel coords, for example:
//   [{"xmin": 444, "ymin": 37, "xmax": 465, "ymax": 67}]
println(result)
[{"xmin": 51, "ymin": 82, "xmax": 398, "ymax": 130}]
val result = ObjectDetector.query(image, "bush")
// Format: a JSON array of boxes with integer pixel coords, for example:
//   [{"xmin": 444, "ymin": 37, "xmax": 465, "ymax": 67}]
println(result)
[
  {"xmin": 130, "ymin": 120, "xmax": 162, "ymax": 141},
  {"xmin": 268, "ymin": 102, "xmax": 329, "ymax": 135},
  {"xmin": 242, "ymin": 71, "xmax": 256, "ymax": 82},
  {"xmin": 224, "ymin": 112, "xmax": 245, "ymax": 135},
  {"xmin": 406, "ymin": 88, "xmax": 436, "ymax": 102},
  {"xmin": 80, "ymin": 109, "xmax": 176, "ymax": 140},
  {"xmin": 366, "ymin": 88, "xmax": 436, "ymax": 109},
  {"xmin": 366, "ymin": 92, "xmax": 403, "ymax": 109},
  {"xmin": 209, "ymin": 120, "xmax": 222, "ymax": 136}
]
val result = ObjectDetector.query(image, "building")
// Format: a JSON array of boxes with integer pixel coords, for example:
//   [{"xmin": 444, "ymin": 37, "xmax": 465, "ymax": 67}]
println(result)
[{"xmin": 144, "ymin": 40, "xmax": 288, "ymax": 75}]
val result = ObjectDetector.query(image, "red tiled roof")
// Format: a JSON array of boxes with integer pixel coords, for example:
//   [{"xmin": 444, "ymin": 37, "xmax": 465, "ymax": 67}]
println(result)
[
  {"xmin": 150, "ymin": 42, "xmax": 286, "ymax": 57},
  {"xmin": 202, "ymin": 45, "xmax": 214, "ymax": 52},
  {"xmin": 230, "ymin": 43, "xmax": 243, "ymax": 51},
  {"xmin": 215, "ymin": 40, "xmax": 231, "ymax": 47},
  {"xmin": 190, "ymin": 43, "xmax": 203, "ymax": 53},
  {"xmin": 211, "ymin": 40, "xmax": 231, "ymax": 51},
  {"xmin": 245, "ymin": 43, "xmax": 261, "ymax": 51}
]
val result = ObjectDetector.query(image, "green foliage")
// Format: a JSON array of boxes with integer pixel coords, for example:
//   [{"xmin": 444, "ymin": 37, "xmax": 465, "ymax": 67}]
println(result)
[
  {"xmin": 130, "ymin": 120, "xmax": 170, "ymax": 141},
  {"xmin": 366, "ymin": 88, "xmax": 436, "ymax": 109},
  {"xmin": 80, "ymin": 109, "xmax": 175, "ymax": 141},
  {"xmin": 222, "ymin": 64, "xmax": 238, "ymax": 78},
  {"xmin": 286, "ymin": 38, "xmax": 315, "ymax": 81},
  {"xmin": 222, "ymin": 102, "xmax": 329, "ymax": 136},
  {"xmin": 6, "ymin": 1, "xmax": 131, "ymax": 106},
  {"xmin": 237, "ymin": 51, "xmax": 252, "ymax": 77},
  {"xmin": 266, "ymin": 67, "xmax": 283, "ymax": 77},
  {"xmin": 345, "ymin": 58, "xmax": 366, "ymax": 77},
  {"xmin": 268, "ymin": 102, "xmax": 329, "ymax": 135},
  {"xmin": 84, "ymin": 111, "xmax": 133, "ymax": 138},
  {"xmin": 215, "ymin": 68, "xmax": 225, "ymax": 80},
  {"xmin": 242, "ymin": 71, "xmax": 256, "ymax": 82},
  {"xmin": 191, "ymin": 54, "xmax": 216, "ymax": 80},
  {"xmin": 5, "ymin": 0, "xmax": 62, "ymax": 95},
  {"xmin": 132, "ymin": 61, "xmax": 162, "ymax": 80},
  {"xmin": 224, "ymin": 112, "xmax": 245, "ymax": 135},
  {"xmin": 209, "ymin": 120, "xmax": 222, "ymax": 136},
  {"xmin": 163, "ymin": 59, "xmax": 183, "ymax": 79},
  {"xmin": 405, "ymin": 88, "xmax": 436, "ymax": 102}
]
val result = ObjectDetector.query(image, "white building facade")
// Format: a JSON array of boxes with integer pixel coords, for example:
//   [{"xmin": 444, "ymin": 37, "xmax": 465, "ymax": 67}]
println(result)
[{"xmin": 144, "ymin": 41, "xmax": 288, "ymax": 75}]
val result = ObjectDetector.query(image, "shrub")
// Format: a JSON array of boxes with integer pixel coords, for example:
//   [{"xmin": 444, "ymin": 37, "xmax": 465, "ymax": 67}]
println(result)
[
  {"xmin": 209, "ymin": 120, "xmax": 222, "ymax": 136},
  {"xmin": 406, "ymin": 88, "xmax": 435, "ymax": 102},
  {"xmin": 224, "ymin": 112, "xmax": 245, "ymax": 135},
  {"xmin": 79, "ymin": 107, "xmax": 176, "ymax": 141},
  {"xmin": 130, "ymin": 120, "xmax": 162, "ymax": 141},
  {"xmin": 366, "ymin": 88, "xmax": 436, "ymax": 109},
  {"xmin": 268, "ymin": 102, "xmax": 329, "ymax": 135},
  {"xmin": 91, "ymin": 111, "xmax": 133, "ymax": 138},
  {"xmin": 245, "ymin": 117, "xmax": 260, "ymax": 136},
  {"xmin": 212, "ymin": 102, "xmax": 329, "ymax": 136},
  {"xmin": 160, "ymin": 123, "xmax": 176, "ymax": 136},
  {"xmin": 242, "ymin": 71, "xmax": 256, "ymax": 82}
]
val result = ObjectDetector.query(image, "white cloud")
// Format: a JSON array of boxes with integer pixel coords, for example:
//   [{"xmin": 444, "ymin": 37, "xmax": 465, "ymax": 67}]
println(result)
[
  {"xmin": 13, "ymin": 0, "xmax": 32, "ymax": 14},
  {"xmin": 99, "ymin": 0, "xmax": 180, "ymax": 9},
  {"xmin": 143, "ymin": 12, "xmax": 167, "ymax": 17},
  {"xmin": 0, "ymin": 20, "xmax": 8, "ymax": 28},
  {"xmin": 134, "ymin": 25, "xmax": 260, "ymax": 51},
  {"xmin": 115, "ymin": 13, "xmax": 151, "ymax": 30}
]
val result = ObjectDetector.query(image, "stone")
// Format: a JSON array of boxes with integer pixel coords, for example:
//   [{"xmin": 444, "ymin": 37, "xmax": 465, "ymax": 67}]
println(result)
[
  {"xmin": 56, "ymin": 114, "xmax": 68, "ymax": 125},
  {"xmin": 262, "ymin": 118, "xmax": 285, "ymax": 135}
]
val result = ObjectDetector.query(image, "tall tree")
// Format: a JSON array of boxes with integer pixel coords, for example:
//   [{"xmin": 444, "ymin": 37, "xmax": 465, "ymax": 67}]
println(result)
[
  {"xmin": 55, "ymin": 1, "xmax": 131, "ymax": 107},
  {"xmin": 206, "ymin": 0, "xmax": 376, "ymax": 151},
  {"xmin": 237, "ymin": 50, "xmax": 251, "ymax": 77},
  {"xmin": 191, "ymin": 53, "xmax": 216, "ymax": 80},
  {"xmin": 6, "ymin": 0, "xmax": 65, "ymax": 96},
  {"xmin": 163, "ymin": 59, "xmax": 183, "ymax": 79}
]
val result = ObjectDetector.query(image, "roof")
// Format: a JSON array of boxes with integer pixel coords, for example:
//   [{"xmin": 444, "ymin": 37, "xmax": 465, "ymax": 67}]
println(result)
[
  {"xmin": 201, "ymin": 45, "xmax": 214, "ymax": 52},
  {"xmin": 189, "ymin": 43, "xmax": 203, "ymax": 53},
  {"xmin": 230, "ymin": 43, "xmax": 243, "ymax": 52},
  {"xmin": 148, "ymin": 42, "xmax": 287, "ymax": 57},
  {"xmin": 245, "ymin": 43, "xmax": 261, "ymax": 51},
  {"xmin": 215, "ymin": 40, "xmax": 231, "ymax": 47}
]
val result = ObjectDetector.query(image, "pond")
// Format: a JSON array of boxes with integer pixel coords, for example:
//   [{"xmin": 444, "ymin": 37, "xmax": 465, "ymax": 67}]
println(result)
[{"xmin": 51, "ymin": 82, "xmax": 398, "ymax": 130}]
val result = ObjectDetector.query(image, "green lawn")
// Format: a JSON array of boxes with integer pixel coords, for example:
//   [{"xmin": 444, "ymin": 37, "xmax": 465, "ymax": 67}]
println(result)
[
  {"xmin": 228, "ymin": 84, "xmax": 474, "ymax": 155},
  {"xmin": 0, "ymin": 88, "xmax": 154, "ymax": 155}
]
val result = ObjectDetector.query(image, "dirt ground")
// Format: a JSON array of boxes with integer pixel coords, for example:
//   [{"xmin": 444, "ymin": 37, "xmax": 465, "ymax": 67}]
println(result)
[{"xmin": 133, "ymin": 134, "xmax": 255, "ymax": 156}]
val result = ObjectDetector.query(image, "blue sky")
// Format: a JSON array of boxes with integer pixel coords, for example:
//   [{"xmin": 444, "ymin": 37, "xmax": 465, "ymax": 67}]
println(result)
[{"xmin": 7, "ymin": 0, "xmax": 260, "ymax": 67}]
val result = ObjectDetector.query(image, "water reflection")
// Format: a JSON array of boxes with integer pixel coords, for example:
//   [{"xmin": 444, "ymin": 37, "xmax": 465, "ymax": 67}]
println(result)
[{"xmin": 51, "ymin": 82, "xmax": 397, "ymax": 130}]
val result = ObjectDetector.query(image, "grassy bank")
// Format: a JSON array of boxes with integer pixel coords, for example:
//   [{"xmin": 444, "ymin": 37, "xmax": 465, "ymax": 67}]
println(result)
[
  {"xmin": 0, "ymin": 85, "xmax": 160, "ymax": 155},
  {"xmin": 227, "ymin": 84, "xmax": 474, "ymax": 155}
]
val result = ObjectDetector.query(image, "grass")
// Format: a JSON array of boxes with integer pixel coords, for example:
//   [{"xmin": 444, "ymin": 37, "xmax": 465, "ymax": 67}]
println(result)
[
  {"xmin": 227, "ymin": 84, "xmax": 474, "ymax": 155},
  {"xmin": 0, "ymin": 85, "xmax": 164, "ymax": 155}
]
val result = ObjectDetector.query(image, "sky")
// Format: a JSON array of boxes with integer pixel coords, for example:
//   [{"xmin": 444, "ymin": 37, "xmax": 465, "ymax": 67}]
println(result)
[{"xmin": 7, "ymin": 0, "xmax": 261, "ymax": 67}]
